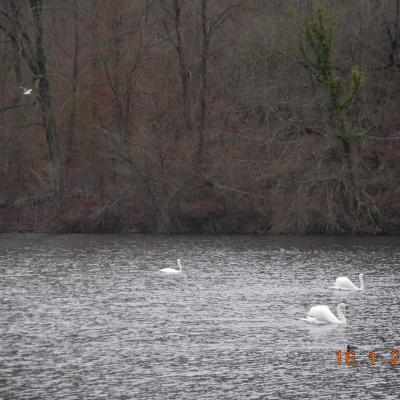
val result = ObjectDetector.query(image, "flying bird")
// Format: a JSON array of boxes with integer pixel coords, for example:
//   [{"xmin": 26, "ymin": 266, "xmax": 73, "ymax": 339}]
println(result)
[{"xmin": 20, "ymin": 87, "xmax": 33, "ymax": 96}]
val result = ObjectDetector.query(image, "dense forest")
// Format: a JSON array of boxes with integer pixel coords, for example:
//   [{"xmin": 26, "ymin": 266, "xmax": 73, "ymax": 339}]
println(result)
[{"xmin": 1, "ymin": 0, "xmax": 400, "ymax": 234}]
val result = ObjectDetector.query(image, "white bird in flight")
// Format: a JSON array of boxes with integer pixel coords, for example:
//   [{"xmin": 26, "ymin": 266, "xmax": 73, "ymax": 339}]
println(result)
[{"xmin": 20, "ymin": 87, "xmax": 33, "ymax": 95}]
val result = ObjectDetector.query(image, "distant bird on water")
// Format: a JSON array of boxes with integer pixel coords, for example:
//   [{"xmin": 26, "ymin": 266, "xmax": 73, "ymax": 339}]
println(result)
[
  {"xmin": 346, "ymin": 344, "xmax": 358, "ymax": 352},
  {"xmin": 332, "ymin": 273, "xmax": 365, "ymax": 291},
  {"xmin": 160, "ymin": 259, "xmax": 183, "ymax": 274}
]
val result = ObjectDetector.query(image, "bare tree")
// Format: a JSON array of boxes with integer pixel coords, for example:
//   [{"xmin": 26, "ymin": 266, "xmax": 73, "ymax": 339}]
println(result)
[
  {"xmin": 66, "ymin": 0, "xmax": 80, "ymax": 165},
  {"xmin": 97, "ymin": 0, "xmax": 154, "ymax": 141},
  {"xmin": 160, "ymin": 0, "xmax": 193, "ymax": 134},
  {"xmin": 197, "ymin": 0, "xmax": 240, "ymax": 160},
  {"xmin": 0, "ymin": 0, "xmax": 63, "ymax": 195}
]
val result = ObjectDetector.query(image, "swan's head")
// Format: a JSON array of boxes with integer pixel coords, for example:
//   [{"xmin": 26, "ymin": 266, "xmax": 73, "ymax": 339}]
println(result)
[
  {"xmin": 177, "ymin": 258, "xmax": 181, "ymax": 263},
  {"xmin": 359, "ymin": 273, "xmax": 365, "ymax": 279},
  {"xmin": 336, "ymin": 303, "xmax": 348, "ymax": 323}
]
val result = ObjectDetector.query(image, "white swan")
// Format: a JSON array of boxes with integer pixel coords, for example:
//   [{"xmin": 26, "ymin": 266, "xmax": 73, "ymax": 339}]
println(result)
[
  {"xmin": 300, "ymin": 303, "xmax": 348, "ymax": 325},
  {"xmin": 160, "ymin": 259, "xmax": 183, "ymax": 274},
  {"xmin": 332, "ymin": 273, "xmax": 365, "ymax": 291}
]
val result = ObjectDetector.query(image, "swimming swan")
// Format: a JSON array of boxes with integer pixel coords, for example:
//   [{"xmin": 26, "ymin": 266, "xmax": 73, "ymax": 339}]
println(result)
[
  {"xmin": 332, "ymin": 273, "xmax": 365, "ymax": 291},
  {"xmin": 300, "ymin": 303, "xmax": 348, "ymax": 325},
  {"xmin": 160, "ymin": 259, "xmax": 183, "ymax": 274}
]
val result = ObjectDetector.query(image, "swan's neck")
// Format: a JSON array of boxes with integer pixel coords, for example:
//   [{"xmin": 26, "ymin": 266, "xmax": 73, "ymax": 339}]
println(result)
[
  {"xmin": 336, "ymin": 306, "xmax": 347, "ymax": 323},
  {"xmin": 359, "ymin": 275, "xmax": 364, "ymax": 290},
  {"xmin": 177, "ymin": 260, "xmax": 182, "ymax": 272}
]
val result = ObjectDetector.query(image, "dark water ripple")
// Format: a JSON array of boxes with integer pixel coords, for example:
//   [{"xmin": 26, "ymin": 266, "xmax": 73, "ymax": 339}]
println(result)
[{"xmin": 0, "ymin": 234, "xmax": 399, "ymax": 399}]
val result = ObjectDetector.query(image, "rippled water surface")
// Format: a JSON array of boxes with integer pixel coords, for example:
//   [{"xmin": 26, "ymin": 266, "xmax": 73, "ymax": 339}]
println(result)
[{"xmin": 0, "ymin": 234, "xmax": 399, "ymax": 399}]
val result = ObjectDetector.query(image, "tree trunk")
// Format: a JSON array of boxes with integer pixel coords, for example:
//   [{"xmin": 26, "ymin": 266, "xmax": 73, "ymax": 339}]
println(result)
[
  {"xmin": 30, "ymin": 0, "xmax": 63, "ymax": 195},
  {"xmin": 173, "ymin": 0, "xmax": 192, "ymax": 134},
  {"xmin": 67, "ymin": 0, "xmax": 80, "ymax": 165},
  {"xmin": 38, "ymin": 79, "xmax": 62, "ymax": 195},
  {"xmin": 198, "ymin": 0, "xmax": 209, "ymax": 159}
]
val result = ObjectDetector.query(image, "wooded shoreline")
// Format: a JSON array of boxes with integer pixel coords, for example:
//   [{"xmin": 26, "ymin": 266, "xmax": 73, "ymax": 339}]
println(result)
[{"xmin": 1, "ymin": 2, "xmax": 400, "ymax": 234}]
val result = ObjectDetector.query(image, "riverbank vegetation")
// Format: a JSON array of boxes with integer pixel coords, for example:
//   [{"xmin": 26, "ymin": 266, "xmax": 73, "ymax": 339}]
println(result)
[{"xmin": 1, "ymin": 0, "xmax": 400, "ymax": 234}]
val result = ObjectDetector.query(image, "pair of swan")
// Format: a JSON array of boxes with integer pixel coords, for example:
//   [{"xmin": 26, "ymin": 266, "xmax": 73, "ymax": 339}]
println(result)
[
  {"xmin": 302, "ymin": 273, "xmax": 365, "ymax": 325},
  {"xmin": 160, "ymin": 259, "xmax": 183, "ymax": 274}
]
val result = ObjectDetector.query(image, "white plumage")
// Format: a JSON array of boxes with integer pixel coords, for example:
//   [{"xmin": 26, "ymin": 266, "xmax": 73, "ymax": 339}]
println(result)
[
  {"xmin": 301, "ymin": 303, "xmax": 348, "ymax": 325},
  {"xmin": 332, "ymin": 273, "xmax": 365, "ymax": 291},
  {"xmin": 160, "ymin": 259, "xmax": 183, "ymax": 274},
  {"xmin": 20, "ymin": 86, "xmax": 32, "ymax": 95}
]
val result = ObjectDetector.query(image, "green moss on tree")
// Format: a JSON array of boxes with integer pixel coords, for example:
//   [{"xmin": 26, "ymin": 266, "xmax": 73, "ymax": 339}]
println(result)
[{"xmin": 300, "ymin": 6, "xmax": 366, "ymax": 221}]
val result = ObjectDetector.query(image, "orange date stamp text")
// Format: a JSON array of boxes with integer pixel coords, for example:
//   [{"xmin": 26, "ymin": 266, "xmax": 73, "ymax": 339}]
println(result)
[{"xmin": 336, "ymin": 350, "xmax": 399, "ymax": 366}]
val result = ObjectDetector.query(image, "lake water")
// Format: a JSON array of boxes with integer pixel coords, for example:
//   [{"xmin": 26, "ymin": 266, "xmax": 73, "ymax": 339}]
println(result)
[{"xmin": 0, "ymin": 234, "xmax": 399, "ymax": 399}]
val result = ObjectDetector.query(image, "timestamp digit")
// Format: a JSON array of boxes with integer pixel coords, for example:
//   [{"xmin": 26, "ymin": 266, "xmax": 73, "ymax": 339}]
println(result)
[
  {"xmin": 336, "ymin": 351, "xmax": 342, "ymax": 365},
  {"xmin": 389, "ymin": 350, "xmax": 399, "ymax": 366},
  {"xmin": 369, "ymin": 351, "xmax": 375, "ymax": 365},
  {"xmin": 345, "ymin": 351, "xmax": 357, "ymax": 366}
]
